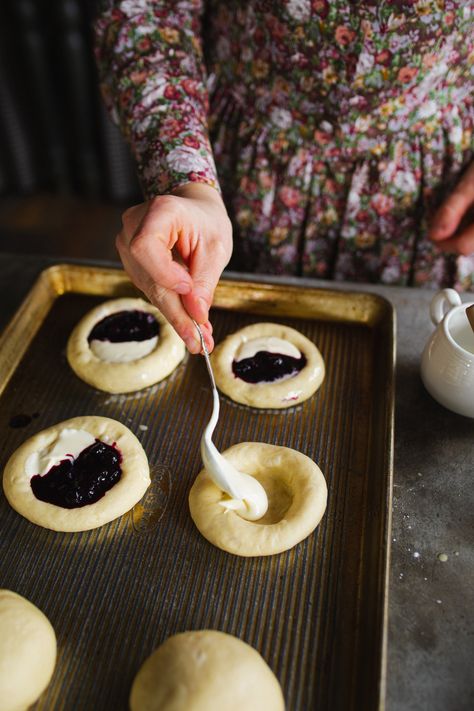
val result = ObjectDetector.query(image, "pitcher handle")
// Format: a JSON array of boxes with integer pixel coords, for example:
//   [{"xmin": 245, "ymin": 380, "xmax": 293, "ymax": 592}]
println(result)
[{"xmin": 430, "ymin": 288, "xmax": 461, "ymax": 326}]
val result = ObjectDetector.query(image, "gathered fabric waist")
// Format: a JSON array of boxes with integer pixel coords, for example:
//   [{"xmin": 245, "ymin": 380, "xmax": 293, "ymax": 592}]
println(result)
[{"xmin": 209, "ymin": 75, "xmax": 474, "ymax": 168}]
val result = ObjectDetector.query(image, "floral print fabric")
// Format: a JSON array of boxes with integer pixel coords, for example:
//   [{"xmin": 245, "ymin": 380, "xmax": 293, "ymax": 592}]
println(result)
[{"xmin": 95, "ymin": 1, "xmax": 474, "ymax": 290}]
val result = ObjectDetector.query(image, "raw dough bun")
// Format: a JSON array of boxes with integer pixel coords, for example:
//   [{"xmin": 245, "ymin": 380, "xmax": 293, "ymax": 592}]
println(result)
[
  {"xmin": 67, "ymin": 297, "xmax": 185, "ymax": 393},
  {"xmin": 129, "ymin": 630, "xmax": 285, "ymax": 711},
  {"xmin": 0, "ymin": 589, "xmax": 56, "ymax": 711},
  {"xmin": 3, "ymin": 416, "xmax": 150, "ymax": 532},
  {"xmin": 189, "ymin": 443, "xmax": 327, "ymax": 556},
  {"xmin": 211, "ymin": 322, "xmax": 324, "ymax": 408}
]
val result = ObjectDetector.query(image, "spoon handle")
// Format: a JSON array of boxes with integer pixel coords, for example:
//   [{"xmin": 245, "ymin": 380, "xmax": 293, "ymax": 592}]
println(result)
[{"xmin": 192, "ymin": 320, "xmax": 217, "ymax": 391}]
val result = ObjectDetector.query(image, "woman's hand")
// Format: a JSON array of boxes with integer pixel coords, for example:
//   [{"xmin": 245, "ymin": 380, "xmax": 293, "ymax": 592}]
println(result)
[
  {"xmin": 116, "ymin": 183, "xmax": 232, "ymax": 354},
  {"xmin": 429, "ymin": 162, "xmax": 474, "ymax": 256}
]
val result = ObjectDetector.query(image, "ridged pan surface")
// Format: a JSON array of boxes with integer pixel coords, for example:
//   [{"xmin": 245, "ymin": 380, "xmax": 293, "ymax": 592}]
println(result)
[{"xmin": 0, "ymin": 269, "xmax": 394, "ymax": 711}]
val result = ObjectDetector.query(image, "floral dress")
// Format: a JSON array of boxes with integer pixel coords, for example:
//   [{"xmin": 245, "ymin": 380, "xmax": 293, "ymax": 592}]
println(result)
[{"xmin": 94, "ymin": 1, "xmax": 474, "ymax": 290}]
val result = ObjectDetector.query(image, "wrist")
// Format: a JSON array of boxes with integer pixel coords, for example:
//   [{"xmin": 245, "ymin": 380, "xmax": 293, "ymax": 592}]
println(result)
[{"xmin": 171, "ymin": 182, "xmax": 223, "ymax": 205}]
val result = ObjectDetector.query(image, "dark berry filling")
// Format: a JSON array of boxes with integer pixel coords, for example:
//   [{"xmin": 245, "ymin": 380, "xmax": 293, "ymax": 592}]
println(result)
[
  {"xmin": 232, "ymin": 351, "xmax": 307, "ymax": 384},
  {"xmin": 88, "ymin": 310, "xmax": 159, "ymax": 343},
  {"xmin": 30, "ymin": 440, "xmax": 122, "ymax": 509}
]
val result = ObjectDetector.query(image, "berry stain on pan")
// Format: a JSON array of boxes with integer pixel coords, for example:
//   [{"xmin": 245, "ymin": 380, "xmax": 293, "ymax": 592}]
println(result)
[{"xmin": 9, "ymin": 413, "xmax": 40, "ymax": 428}]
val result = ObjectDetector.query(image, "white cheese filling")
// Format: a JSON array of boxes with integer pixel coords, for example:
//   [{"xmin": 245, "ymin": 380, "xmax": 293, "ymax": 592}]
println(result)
[
  {"xmin": 25, "ymin": 428, "xmax": 96, "ymax": 478},
  {"xmin": 235, "ymin": 336, "xmax": 301, "ymax": 362},
  {"xmin": 202, "ymin": 391, "xmax": 268, "ymax": 522},
  {"xmin": 89, "ymin": 335, "xmax": 158, "ymax": 363}
]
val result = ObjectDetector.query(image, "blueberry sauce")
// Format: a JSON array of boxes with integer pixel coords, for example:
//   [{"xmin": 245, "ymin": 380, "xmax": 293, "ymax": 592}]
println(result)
[
  {"xmin": 88, "ymin": 310, "xmax": 159, "ymax": 343},
  {"xmin": 30, "ymin": 440, "xmax": 122, "ymax": 508},
  {"xmin": 232, "ymin": 351, "xmax": 307, "ymax": 384}
]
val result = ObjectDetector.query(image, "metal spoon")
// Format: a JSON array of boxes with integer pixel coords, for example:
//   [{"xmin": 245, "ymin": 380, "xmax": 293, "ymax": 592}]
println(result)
[{"xmin": 193, "ymin": 321, "xmax": 268, "ymax": 521}]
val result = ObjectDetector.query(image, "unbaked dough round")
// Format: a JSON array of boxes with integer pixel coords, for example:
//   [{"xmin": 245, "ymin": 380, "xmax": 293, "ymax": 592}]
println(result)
[
  {"xmin": 211, "ymin": 323, "xmax": 324, "ymax": 408},
  {"xmin": 67, "ymin": 297, "xmax": 185, "ymax": 393},
  {"xmin": 3, "ymin": 416, "xmax": 150, "ymax": 532},
  {"xmin": 129, "ymin": 630, "xmax": 285, "ymax": 711},
  {"xmin": 0, "ymin": 589, "xmax": 56, "ymax": 711},
  {"xmin": 189, "ymin": 443, "xmax": 327, "ymax": 556}
]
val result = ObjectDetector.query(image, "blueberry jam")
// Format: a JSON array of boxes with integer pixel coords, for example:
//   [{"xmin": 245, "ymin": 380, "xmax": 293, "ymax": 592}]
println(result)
[
  {"xmin": 232, "ymin": 351, "xmax": 307, "ymax": 384},
  {"xmin": 88, "ymin": 310, "xmax": 159, "ymax": 343},
  {"xmin": 30, "ymin": 440, "xmax": 122, "ymax": 508}
]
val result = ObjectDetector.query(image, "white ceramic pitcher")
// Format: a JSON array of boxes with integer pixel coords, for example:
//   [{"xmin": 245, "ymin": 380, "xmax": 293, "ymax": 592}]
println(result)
[{"xmin": 421, "ymin": 289, "xmax": 474, "ymax": 417}]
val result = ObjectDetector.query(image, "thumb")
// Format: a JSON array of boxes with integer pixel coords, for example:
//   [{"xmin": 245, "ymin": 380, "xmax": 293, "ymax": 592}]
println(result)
[
  {"xmin": 430, "ymin": 166, "xmax": 474, "ymax": 241},
  {"xmin": 181, "ymin": 241, "xmax": 229, "ymax": 323}
]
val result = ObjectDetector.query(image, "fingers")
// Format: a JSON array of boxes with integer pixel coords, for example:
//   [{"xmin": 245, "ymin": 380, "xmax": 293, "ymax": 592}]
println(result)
[
  {"xmin": 117, "ymin": 231, "xmax": 205, "ymax": 353},
  {"xmin": 118, "ymin": 235, "xmax": 215, "ymax": 353},
  {"xmin": 430, "ymin": 164, "xmax": 474, "ymax": 242},
  {"xmin": 116, "ymin": 195, "xmax": 229, "ymax": 353},
  {"xmin": 117, "ymin": 199, "xmax": 197, "ymax": 350},
  {"xmin": 196, "ymin": 320, "xmax": 215, "ymax": 353},
  {"xmin": 181, "ymin": 239, "xmax": 231, "ymax": 324},
  {"xmin": 120, "ymin": 201, "xmax": 193, "ymax": 294},
  {"xmin": 434, "ymin": 222, "xmax": 474, "ymax": 257}
]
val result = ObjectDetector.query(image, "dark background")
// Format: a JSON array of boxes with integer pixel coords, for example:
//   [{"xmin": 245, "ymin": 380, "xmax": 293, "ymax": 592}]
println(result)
[{"xmin": 0, "ymin": 0, "xmax": 140, "ymax": 260}]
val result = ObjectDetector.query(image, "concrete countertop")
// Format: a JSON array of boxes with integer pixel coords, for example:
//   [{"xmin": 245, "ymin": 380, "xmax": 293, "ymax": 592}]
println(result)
[{"xmin": 0, "ymin": 253, "xmax": 472, "ymax": 711}]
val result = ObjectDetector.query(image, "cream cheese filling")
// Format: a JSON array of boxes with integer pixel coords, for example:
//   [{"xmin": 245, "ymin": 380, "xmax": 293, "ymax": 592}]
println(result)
[
  {"xmin": 235, "ymin": 337, "xmax": 301, "ymax": 362},
  {"xmin": 25, "ymin": 428, "xmax": 97, "ymax": 478},
  {"xmin": 201, "ymin": 391, "xmax": 268, "ymax": 521},
  {"xmin": 89, "ymin": 336, "xmax": 158, "ymax": 363}
]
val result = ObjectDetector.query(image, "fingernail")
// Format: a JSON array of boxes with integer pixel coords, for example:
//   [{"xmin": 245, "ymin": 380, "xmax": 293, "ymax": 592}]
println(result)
[
  {"xmin": 184, "ymin": 335, "xmax": 200, "ymax": 354},
  {"xmin": 174, "ymin": 282, "xmax": 191, "ymax": 295}
]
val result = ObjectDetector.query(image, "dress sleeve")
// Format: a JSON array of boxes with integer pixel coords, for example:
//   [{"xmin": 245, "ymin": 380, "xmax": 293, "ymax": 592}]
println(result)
[{"xmin": 94, "ymin": 0, "xmax": 220, "ymax": 197}]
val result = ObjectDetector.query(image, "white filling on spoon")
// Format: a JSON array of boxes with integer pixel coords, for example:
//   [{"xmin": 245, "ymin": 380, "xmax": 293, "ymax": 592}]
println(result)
[
  {"xmin": 201, "ymin": 391, "xmax": 268, "ymax": 521},
  {"xmin": 90, "ymin": 336, "xmax": 158, "ymax": 363},
  {"xmin": 25, "ymin": 428, "xmax": 97, "ymax": 478},
  {"xmin": 235, "ymin": 336, "xmax": 301, "ymax": 362}
]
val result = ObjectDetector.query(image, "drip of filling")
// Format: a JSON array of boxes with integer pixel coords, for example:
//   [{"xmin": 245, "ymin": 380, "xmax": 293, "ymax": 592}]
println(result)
[
  {"xmin": 201, "ymin": 390, "xmax": 269, "ymax": 521},
  {"xmin": 88, "ymin": 310, "xmax": 160, "ymax": 363},
  {"xmin": 233, "ymin": 351, "xmax": 307, "ymax": 384},
  {"xmin": 30, "ymin": 440, "xmax": 122, "ymax": 509}
]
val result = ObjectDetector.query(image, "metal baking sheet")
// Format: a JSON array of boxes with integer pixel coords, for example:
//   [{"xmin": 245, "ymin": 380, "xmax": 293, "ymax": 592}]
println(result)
[{"xmin": 0, "ymin": 264, "xmax": 395, "ymax": 711}]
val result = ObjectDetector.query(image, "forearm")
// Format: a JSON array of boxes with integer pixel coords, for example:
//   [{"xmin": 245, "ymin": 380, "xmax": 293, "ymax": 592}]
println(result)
[{"xmin": 94, "ymin": 0, "xmax": 220, "ymax": 196}]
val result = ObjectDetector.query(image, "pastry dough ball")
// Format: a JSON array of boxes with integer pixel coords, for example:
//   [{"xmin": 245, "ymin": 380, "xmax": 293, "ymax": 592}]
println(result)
[
  {"xmin": 130, "ymin": 630, "xmax": 285, "ymax": 711},
  {"xmin": 189, "ymin": 443, "xmax": 327, "ymax": 556},
  {"xmin": 211, "ymin": 323, "xmax": 324, "ymax": 408},
  {"xmin": 3, "ymin": 416, "xmax": 150, "ymax": 532},
  {"xmin": 67, "ymin": 297, "xmax": 185, "ymax": 393},
  {"xmin": 0, "ymin": 590, "xmax": 56, "ymax": 711}
]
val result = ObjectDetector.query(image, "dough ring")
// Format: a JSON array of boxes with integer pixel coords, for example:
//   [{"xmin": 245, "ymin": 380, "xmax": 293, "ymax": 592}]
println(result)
[
  {"xmin": 3, "ymin": 416, "xmax": 150, "ymax": 532},
  {"xmin": 189, "ymin": 443, "xmax": 327, "ymax": 556},
  {"xmin": 130, "ymin": 630, "xmax": 285, "ymax": 711},
  {"xmin": 67, "ymin": 297, "xmax": 185, "ymax": 393},
  {"xmin": 210, "ymin": 322, "xmax": 324, "ymax": 408},
  {"xmin": 0, "ymin": 590, "xmax": 57, "ymax": 711}
]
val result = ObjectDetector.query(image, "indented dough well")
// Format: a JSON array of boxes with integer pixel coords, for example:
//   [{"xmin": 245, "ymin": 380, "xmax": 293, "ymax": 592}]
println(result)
[
  {"xmin": 236, "ymin": 469, "xmax": 293, "ymax": 525},
  {"xmin": 189, "ymin": 443, "xmax": 328, "ymax": 557}
]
